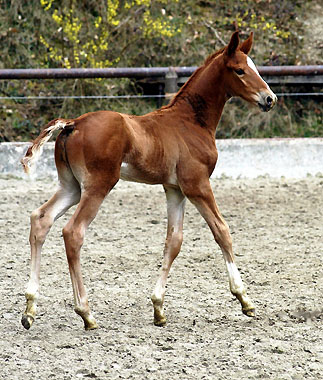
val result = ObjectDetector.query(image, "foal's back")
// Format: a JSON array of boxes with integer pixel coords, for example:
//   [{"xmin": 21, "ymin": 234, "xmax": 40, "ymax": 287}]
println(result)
[{"xmin": 57, "ymin": 108, "xmax": 217, "ymax": 187}]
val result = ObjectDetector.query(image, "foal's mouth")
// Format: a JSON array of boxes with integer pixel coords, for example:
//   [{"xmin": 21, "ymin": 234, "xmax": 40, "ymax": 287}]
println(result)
[
  {"xmin": 257, "ymin": 92, "xmax": 277, "ymax": 112},
  {"xmin": 258, "ymin": 102, "xmax": 272, "ymax": 112}
]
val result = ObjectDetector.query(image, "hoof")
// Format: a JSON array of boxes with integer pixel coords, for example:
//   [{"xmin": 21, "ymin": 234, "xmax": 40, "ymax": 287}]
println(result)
[
  {"xmin": 242, "ymin": 307, "xmax": 256, "ymax": 317},
  {"xmin": 154, "ymin": 317, "xmax": 167, "ymax": 327},
  {"xmin": 84, "ymin": 320, "xmax": 99, "ymax": 331},
  {"xmin": 21, "ymin": 314, "xmax": 34, "ymax": 330},
  {"xmin": 75, "ymin": 308, "xmax": 98, "ymax": 331}
]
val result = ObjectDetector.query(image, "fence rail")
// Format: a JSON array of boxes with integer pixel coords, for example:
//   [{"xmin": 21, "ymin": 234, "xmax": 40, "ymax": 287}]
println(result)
[
  {"xmin": 0, "ymin": 65, "xmax": 323, "ymax": 80},
  {"xmin": 0, "ymin": 66, "xmax": 322, "ymax": 102}
]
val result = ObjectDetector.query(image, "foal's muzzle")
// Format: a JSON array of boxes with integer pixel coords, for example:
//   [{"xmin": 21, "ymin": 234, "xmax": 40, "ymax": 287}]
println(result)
[{"xmin": 257, "ymin": 91, "xmax": 277, "ymax": 112}]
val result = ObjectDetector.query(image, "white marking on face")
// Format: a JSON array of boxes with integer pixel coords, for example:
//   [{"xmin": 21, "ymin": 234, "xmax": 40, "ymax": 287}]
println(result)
[
  {"xmin": 247, "ymin": 56, "xmax": 275, "ymax": 98},
  {"xmin": 247, "ymin": 56, "xmax": 260, "ymax": 76}
]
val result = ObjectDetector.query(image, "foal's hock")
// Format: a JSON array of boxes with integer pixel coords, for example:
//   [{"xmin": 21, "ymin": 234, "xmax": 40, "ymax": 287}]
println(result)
[{"xmin": 21, "ymin": 31, "xmax": 276, "ymax": 330}]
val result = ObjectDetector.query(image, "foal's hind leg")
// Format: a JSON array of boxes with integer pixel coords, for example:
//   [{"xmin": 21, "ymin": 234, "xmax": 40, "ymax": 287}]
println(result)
[
  {"xmin": 62, "ymin": 177, "xmax": 118, "ymax": 330},
  {"xmin": 151, "ymin": 186, "xmax": 186, "ymax": 326},
  {"xmin": 22, "ymin": 176, "xmax": 81, "ymax": 329},
  {"xmin": 184, "ymin": 179, "xmax": 255, "ymax": 317}
]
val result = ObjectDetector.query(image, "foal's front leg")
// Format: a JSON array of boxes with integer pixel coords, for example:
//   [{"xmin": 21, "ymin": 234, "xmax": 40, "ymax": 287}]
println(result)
[
  {"xmin": 151, "ymin": 186, "xmax": 186, "ymax": 326},
  {"xmin": 186, "ymin": 180, "xmax": 255, "ymax": 317}
]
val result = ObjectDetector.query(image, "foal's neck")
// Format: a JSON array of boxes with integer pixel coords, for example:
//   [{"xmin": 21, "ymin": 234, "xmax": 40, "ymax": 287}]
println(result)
[{"xmin": 166, "ymin": 56, "xmax": 227, "ymax": 134}]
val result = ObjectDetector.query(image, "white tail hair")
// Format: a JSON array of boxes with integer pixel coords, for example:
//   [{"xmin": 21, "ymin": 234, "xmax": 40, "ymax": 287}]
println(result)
[{"xmin": 21, "ymin": 118, "xmax": 74, "ymax": 174}]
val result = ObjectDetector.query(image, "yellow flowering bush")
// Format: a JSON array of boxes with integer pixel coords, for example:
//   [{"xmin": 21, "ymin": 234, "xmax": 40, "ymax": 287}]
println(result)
[{"xmin": 39, "ymin": 0, "xmax": 180, "ymax": 69}]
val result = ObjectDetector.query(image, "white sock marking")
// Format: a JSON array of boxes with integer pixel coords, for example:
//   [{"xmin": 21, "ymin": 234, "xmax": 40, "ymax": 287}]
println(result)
[{"xmin": 226, "ymin": 262, "xmax": 244, "ymax": 294}]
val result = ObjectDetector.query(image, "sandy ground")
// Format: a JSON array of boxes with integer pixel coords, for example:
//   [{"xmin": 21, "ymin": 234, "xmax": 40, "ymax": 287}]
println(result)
[{"xmin": 0, "ymin": 175, "xmax": 322, "ymax": 380}]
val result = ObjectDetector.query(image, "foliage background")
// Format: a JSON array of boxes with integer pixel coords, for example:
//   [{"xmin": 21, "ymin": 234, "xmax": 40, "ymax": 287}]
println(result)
[{"xmin": 0, "ymin": 0, "xmax": 322, "ymax": 141}]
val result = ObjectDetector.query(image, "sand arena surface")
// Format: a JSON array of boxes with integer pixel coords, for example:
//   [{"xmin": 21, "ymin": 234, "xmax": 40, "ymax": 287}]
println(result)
[{"xmin": 0, "ymin": 176, "xmax": 322, "ymax": 379}]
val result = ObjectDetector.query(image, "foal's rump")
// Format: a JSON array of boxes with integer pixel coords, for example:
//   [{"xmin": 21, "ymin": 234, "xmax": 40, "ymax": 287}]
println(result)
[
  {"xmin": 55, "ymin": 111, "xmax": 132, "ymax": 188},
  {"xmin": 21, "ymin": 110, "xmax": 131, "ymax": 183}
]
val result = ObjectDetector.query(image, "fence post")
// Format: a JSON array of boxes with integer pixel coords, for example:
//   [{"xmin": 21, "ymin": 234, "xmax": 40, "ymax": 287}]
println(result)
[{"xmin": 164, "ymin": 67, "xmax": 178, "ymax": 102}]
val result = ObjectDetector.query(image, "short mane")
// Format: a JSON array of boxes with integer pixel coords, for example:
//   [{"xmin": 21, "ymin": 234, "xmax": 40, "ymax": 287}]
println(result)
[
  {"xmin": 203, "ymin": 47, "xmax": 226, "ymax": 67},
  {"xmin": 163, "ymin": 47, "xmax": 226, "ymax": 109}
]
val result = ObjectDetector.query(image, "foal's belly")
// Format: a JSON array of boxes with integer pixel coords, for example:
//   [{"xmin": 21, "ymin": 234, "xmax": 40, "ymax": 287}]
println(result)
[{"xmin": 120, "ymin": 162, "xmax": 178, "ymax": 186}]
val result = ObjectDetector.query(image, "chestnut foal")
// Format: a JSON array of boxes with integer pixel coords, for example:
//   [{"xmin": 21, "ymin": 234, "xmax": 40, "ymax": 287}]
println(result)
[{"xmin": 21, "ymin": 31, "xmax": 276, "ymax": 330}]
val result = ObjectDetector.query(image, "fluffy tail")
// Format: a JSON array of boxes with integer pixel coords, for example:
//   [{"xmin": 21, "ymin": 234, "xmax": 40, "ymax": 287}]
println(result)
[{"xmin": 21, "ymin": 118, "xmax": 74, "ymax": 174}]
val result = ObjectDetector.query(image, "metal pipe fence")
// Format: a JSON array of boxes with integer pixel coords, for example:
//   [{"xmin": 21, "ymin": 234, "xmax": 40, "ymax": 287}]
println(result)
[
  {"xmin": 0, "ymin": 93, "xmax": 321, "ymax": 101},
  {"xmin": 0, "ymin": 65, "xmax": 323, "ymax": 79},
  {"xmin": 0, "ymin": 66, "xmax": 322, "ymax": 101}
]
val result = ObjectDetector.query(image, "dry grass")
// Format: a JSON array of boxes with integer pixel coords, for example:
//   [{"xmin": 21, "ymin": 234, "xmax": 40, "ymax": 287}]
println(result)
[{"xmin": 217, "ymin": 97, "xmax": 322, "ymax": 139}]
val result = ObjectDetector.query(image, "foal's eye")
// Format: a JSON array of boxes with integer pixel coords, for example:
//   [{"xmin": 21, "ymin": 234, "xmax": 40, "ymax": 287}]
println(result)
[{"xmin": 234, "ymin": 68, "xmax": 245, "ymax": 75}]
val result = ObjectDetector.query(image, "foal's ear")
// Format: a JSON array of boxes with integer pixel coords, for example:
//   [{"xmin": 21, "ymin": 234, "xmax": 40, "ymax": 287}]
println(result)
[
  {"xmin": 240, "ymin": 32, "xmax": 253, "ymax": 55},
  {"xmin": 226, "ymin": 31, "xmax": 240, "ymax": 56}
]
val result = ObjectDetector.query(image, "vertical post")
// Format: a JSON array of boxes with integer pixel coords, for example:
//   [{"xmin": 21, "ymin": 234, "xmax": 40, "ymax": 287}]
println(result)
[
  {"xmin": 157, "ymin": 83, "xmax": 163, "ymax": 109},
  {"xmin": 164, "ymin": 67, "xmax": 178, "ymax": 103}
]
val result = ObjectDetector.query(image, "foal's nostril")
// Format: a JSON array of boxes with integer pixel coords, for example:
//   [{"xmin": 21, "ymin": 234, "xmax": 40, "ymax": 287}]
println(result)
[{"xmin": 266, "ymin": 96, "xmax": 273, "ymax": 106}]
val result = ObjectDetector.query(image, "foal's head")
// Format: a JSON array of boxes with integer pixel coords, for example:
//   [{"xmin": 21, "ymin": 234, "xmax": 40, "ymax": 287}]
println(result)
[{"xmin": 222, "ymin": 31, "xmax": 277, "ymax": 111}]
